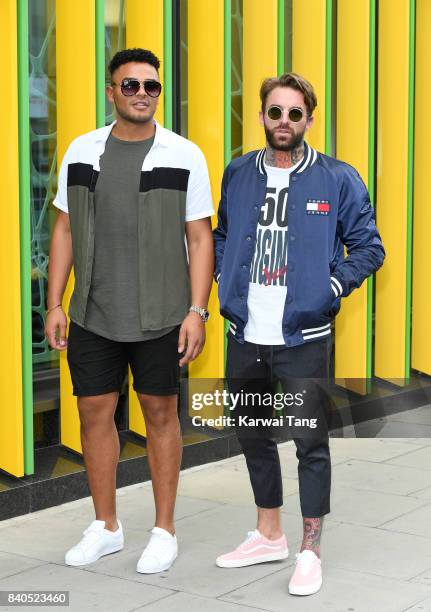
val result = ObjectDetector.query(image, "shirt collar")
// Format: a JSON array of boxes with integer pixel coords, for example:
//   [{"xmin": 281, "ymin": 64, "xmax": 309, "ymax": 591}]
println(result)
[
  {"xmin": 93, "ymin": 119, "xmax": 169, "ymax": 148},
  {"xmin": 256, "ymin": 141, "xmax": 317, "ymax": 176}
]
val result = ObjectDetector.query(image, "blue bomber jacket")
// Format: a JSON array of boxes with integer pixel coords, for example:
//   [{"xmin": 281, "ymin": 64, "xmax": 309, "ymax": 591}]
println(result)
[{"xmin": 213, "ymin": 142, "xmax": 385, "ymax": 347}]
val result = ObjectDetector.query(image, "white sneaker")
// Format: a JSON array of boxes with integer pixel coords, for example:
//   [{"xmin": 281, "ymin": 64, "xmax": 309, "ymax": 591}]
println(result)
[
  {"xmin": 65, "ymin": 519, "xmax": 124, "ymax": 567},
  {"xmin": 136, "ymin": 526, "xmax": 178, "ymax": 573}
]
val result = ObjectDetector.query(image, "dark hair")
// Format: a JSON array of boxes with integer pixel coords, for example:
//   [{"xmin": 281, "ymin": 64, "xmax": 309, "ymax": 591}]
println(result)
[
  {"xmin": 108, "ymin": 48, "xmax": 160, "ymax": 78},
  {"xmin": 260, "ymin": 72, "xmax": 317, "ymax": 116}
]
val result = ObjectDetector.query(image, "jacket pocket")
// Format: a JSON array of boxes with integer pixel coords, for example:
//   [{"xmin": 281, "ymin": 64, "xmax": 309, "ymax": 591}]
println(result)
[{"xmin": 327, "ymin": 282, "xmax": 341, "ymax": 318}]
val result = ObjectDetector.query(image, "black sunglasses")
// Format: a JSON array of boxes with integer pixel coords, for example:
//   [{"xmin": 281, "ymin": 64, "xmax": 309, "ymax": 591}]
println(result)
[
  {"xmin": 266, "ymin": 105, "xmax": 304, "ymax": 122},
  {"xmin": 112, "ymin": 78, "xmax": 162, "ymax": 98}
]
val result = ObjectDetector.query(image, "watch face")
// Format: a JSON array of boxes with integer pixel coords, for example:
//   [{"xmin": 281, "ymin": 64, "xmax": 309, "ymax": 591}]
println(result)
[{"xmin": 203, "ymin": 311, "xmax": 210, "ymax": 322}]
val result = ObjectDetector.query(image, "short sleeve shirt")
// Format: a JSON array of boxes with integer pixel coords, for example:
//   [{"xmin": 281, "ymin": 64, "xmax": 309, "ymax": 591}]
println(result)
[{"xmin": 52, "ymin": 121, "xmax": 215, "ymax": 340}]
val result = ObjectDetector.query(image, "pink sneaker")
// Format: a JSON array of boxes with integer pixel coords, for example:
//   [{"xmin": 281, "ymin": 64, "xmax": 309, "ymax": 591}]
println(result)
[
  {"xmin": 288, "ymin": 549, "xmax": 322, "ymax": 595},
  {"xmin": 216, "ymin": 529, "xmax": 289, "ymax": 568}
]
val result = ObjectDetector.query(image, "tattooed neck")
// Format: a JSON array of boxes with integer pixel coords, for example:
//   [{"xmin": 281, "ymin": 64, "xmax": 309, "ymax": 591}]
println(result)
[{"xmin": 265, "ymin": 142, "xmax": 305, "ymax": 169}]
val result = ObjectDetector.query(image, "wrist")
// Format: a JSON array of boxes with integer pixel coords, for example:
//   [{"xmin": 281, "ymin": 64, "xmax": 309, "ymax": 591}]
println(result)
[
  {"xmin": 46, "ymin": 303, "xmax": 63, "ymax": 314},
  {"xmin": 189, "ymin": 305, "xmax": 210, "ymax": 323},
  {"xmin": 47, "ymin": 297, "xmax": 63, "ymax": 309}
]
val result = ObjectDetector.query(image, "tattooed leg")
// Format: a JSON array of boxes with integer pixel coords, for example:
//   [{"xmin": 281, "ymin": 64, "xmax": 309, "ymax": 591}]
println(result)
[{"xmin": 300, "ymin": 517, "xmax": 324, "ymax": 558}]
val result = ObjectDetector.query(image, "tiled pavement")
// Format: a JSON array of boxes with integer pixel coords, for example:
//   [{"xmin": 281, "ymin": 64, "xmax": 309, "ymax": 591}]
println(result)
[{"xmin": 1, "ymin": 407, "xmax": 431, "ymax": 611}]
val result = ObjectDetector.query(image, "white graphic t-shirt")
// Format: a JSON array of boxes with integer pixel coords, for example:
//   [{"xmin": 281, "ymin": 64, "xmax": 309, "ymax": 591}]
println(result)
[{"xmin": 243, "ymin": 158, "xmax": 302, "ymax": 345}]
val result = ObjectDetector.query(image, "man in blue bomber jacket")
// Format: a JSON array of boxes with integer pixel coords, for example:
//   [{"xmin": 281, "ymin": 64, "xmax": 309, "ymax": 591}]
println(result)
[{"xmin": 213, "ymin": 72, "xmax": 384, "ymax": 596}]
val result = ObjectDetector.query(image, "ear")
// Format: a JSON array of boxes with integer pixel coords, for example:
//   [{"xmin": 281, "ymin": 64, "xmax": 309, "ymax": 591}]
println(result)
[
  {"xmin": 259, "ymin": 110, "xmax": 264, "ymax": 126},
  {"xmin": 305, "ymin": 115, "xmax": 314, "ymax": 133},
  {"xmin": 106, "ymin": 85, "xmax": 114, "ymax": 104}
]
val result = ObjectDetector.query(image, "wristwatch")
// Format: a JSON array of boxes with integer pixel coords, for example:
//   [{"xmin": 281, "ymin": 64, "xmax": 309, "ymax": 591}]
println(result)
[{"xmin": 189, "ymin": 306, "xmax": 210, "ymax": 323}]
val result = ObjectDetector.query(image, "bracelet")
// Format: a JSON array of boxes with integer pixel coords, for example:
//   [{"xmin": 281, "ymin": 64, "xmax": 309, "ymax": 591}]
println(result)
[{"xmin": 46, "ymin": 303, "xmax": 62, "ymax": 314}]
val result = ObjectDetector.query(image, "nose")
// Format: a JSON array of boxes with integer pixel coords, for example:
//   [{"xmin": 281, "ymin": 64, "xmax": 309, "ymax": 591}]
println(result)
[
  {"xmin": 275, "ymin": 113, "xmax": 291, "ymax": 128},
  {"xmin": 280, "ymin": 110, "xmax": 293, "ymax": 123},
  {"xmin": 135, "ymin": 83, "xmax": 147, "ymax": 96}
]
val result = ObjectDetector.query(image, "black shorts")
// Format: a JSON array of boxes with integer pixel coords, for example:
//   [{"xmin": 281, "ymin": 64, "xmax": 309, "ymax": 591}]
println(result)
[{"xmin": 66, "ymin": 321, "xmax": 181, "ymax": 397}]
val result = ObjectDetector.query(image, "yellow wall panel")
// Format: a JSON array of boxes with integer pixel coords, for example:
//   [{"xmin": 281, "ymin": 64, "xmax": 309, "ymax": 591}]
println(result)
[
  {"xmin": 57, "ymin": 0, "xmax": 96, "ymax": 452},
  {"xmin": 0, "ymin": 0, "xmax": 24, "ymax": 476},
  {"xmin": 335, "ymin": 0, "xmax": 371, "ymax": 385},
  {"xmin": 188, "ymin": 0, "xmax": 225, "ymax": 383},
  {"xmin": 292, "ymin": 0, "xmax": 326, "ymax": 152},
  {"xmin": 375, "ymin": 0, "xmax": 412, "ymax": 381},
  {"xmin": 126, "ymin": 0, "xmax": 164, "ymax": 124},
  {"xmin": 243, "ymin": 0, "xmax": 278, "ymax": 153},
  {"xmin": 412, "ymin": 0, "xmax": 431, "ymax": 375}
]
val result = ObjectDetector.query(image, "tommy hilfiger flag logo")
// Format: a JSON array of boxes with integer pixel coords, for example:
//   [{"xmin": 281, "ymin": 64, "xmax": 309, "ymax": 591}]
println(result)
[{"xmin": 306, "ymin": 199, "xmax": 330, "ymax": 215}]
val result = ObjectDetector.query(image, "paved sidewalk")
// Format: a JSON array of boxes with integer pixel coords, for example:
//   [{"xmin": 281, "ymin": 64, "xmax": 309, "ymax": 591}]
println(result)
[{"xmin": 2, "ymin": 429, "xmax": 431, "ymax": 610}]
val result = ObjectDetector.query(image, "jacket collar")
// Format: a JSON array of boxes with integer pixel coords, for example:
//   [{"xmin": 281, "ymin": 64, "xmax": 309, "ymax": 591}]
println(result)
[
  {"xmin": 93, "ymin": 119, "xmax": 170, "ymax": 148},
  {"xmin": 255, "ymin": 141, "xmax": 318, "ymax": 176}
]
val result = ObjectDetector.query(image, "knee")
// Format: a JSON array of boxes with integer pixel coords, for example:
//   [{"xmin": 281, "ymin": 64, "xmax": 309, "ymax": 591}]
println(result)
[
  {"xmin": 147, "ymin": 411, "xmax": 178, "ymax": 433},
  {"xmin": 141, "ymin": 399, "xmax": 178, "ymax": 433},
  {"xmin": 78, "ymin": 394, "xmax": 116, "ymax": 429},
  {"xmin": 295, "ymin": 438, "xmax": 330, "ymax": 462}
]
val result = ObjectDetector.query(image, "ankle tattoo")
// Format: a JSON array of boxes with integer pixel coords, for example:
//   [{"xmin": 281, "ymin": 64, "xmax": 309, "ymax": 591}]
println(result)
[{"xmin": 301, "ymin": 517, "xmax": 324, "ymax": 558}]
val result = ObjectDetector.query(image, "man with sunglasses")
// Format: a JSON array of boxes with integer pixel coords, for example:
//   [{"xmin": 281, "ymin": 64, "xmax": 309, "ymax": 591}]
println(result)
[
  {"xmin": 46, "ymin": 48, "xmax": 214, "ymax": 572},
  {"xmin": 214, "ymin": 73, "xmax": 384, "ymax": 595}
]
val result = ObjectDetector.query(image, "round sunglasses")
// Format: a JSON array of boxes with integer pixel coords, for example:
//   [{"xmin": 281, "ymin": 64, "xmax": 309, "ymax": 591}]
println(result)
[
  {"xmin": 112, "ymin": 78, "xmax": 162, "ymax": 98},
  {"xmin": 266, "ymin": 105, "xmax": 304, "ymax": 122}
]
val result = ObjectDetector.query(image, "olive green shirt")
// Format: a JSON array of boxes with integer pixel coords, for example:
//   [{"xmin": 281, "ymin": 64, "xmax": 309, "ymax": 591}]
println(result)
[{"xmin": 83, "ymin": 132, "xmax": 174, "ymax": 341}]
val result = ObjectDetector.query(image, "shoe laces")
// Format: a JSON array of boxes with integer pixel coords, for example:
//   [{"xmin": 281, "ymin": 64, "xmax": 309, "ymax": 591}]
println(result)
[
  {"xmin": 295, "ymin": 550, "xmax": 319, "ymax": 575},
  {"xmin": 145, "ymin": 532, "xmax": 173, "ymax": 558},
  {"xmin": 239, "ymin": 530, "xmax": 261, "ymax": 550},
  {"xmin": 76, "ymin": 526, "xmax": 104, "ymax": 551}
]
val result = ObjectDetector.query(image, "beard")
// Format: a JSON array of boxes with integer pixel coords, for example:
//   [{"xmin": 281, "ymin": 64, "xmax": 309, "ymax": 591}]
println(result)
[{"xmin": 264, "ymin": 123, "xmax": 305, "ymax": 151}]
